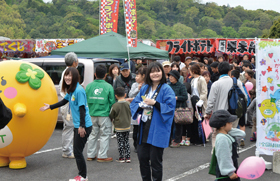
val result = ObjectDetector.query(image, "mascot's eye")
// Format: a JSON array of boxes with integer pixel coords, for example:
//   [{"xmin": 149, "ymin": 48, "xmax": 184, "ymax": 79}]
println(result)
[{"xmin": 1, "ymin": 76, "xmax": 7, "ymax": 86}]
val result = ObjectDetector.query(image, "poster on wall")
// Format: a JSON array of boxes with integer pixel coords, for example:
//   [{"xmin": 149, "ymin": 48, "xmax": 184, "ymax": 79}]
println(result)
[
  {"xmin": 256, "ymin": 41, "xmax": 280, "ymax": 155},
  {"xmin": 35, "ymin": 39, "xmax": 84, "ymax": 53}
]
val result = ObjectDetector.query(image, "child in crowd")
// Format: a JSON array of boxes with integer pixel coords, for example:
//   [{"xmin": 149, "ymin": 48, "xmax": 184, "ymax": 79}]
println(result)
[
  {"xmin": 109, "ymin": 87, "xmax": 132, "ymax": 163},
  {"xmin": 128, "ymin": 67, "xmax": 147, "ymax": 153},
  {"xmin": 210, "ymin": 110, "xmax": 245, "ymax": 181},
  {"xmin": 248, "ymin": 90, "xmax": 257, "ymax": 141},
  {"xmin": 202, "ymin": 71, "xmax": 212, "ymax": 98}
]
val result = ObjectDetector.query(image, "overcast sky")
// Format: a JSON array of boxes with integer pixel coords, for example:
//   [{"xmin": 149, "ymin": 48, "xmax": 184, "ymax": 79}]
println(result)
[{"xmin": 203, "ymin": 0, "xmax": 280, "ymax": 13}]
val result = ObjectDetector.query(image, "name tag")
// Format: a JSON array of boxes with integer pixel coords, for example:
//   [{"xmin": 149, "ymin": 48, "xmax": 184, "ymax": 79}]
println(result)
[{"xmin": 143, "ymin": 109, "xmax": 152, "ymax": 116}]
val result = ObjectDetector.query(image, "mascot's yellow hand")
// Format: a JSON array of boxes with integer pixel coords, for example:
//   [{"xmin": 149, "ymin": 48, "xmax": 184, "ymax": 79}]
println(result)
[{"xmin": 13, "ymin": 103, "xmax": 27, "ymax": 117}]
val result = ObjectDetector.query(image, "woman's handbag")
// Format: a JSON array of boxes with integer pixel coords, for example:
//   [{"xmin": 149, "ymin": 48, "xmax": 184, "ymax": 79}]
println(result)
[{"xmin": 174, "ymin": 107, "xmax": 193, "ymax": 124}]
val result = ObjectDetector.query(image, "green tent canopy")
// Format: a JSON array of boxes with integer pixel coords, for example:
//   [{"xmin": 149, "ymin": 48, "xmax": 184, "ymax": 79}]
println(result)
[{"xmin": 51, "ymin": 32, "xmax": 169, "ymax": 60}]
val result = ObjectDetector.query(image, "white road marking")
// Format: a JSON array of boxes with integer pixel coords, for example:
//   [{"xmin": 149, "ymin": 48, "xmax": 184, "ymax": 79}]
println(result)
[
  {"xmin": 34, "ymin": 137, "xmax": 133, "ymax": 155},
  {"xmin": 35, "ymin": 147, "xmax": 62, "ymax": 154},
  {"xmin": 165, "ymin": 144, "xmax": 256, "ymax": 181}
]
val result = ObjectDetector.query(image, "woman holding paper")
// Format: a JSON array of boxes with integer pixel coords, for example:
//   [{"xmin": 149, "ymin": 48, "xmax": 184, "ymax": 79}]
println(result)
[
  {"xmin": 130, "ymin": 62, "xmax": 176, "ymax": 181},
  {"xmin": 187, "ymin": 64, "xmax": 208, "ymax": 145}
]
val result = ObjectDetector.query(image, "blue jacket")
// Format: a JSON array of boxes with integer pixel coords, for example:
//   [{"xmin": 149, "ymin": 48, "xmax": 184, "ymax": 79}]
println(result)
[{"xmin": 130, "ymin": 84, "xmax": 176, "ymax": 148}]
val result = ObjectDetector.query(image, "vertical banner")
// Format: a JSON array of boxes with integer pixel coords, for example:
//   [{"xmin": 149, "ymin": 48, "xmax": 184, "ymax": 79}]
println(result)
[
  {"xmin": 124, "ymin": 0, "xmax": 137, "ymax": 47},
  {"xmin": 100, "ymin": 0, "xmax": 119, "ymax": 35},
  {"xmin": 256, "ymin": 41, "xmax": 280, "ymax": 155}
]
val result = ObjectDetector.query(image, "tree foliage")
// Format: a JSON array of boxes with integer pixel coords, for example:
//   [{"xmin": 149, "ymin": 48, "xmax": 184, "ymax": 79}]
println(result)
[
  {"xmin": 0, "ymin": 0, "xmax": 279, "ymax": 40},
  {"xmin": 263, "ymin": 18, "xmax": 280, "ymax": 38}
]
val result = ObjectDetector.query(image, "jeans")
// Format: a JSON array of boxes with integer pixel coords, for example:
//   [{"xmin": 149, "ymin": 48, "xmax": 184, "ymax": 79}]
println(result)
[
  {"xmin": 87, "ymin": 117, "xmax": 112, "ymax": 158},
  {"xmin": 137, "ymin": 143, "xmax": 164, "ymax": 181},
  {"xmin": 73, "ymin": 126, "xmax": 92, "ymax": 178}
]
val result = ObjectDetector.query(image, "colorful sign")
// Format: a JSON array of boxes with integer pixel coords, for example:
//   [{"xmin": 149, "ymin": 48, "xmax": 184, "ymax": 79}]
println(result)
[
  {"xmin": 156, "ymin": 39, "xmax": 215, "ymax": 54},
  {"xmin": 216, "ymin": 39, "xmax": 256, "ymax": 55},
  {"xmin": 100, "ymin": 0, "xmax": 120, "ymax": 35},
  {"xmin": 35, "ymin": 39, "xmax": 84, "ymax": 53},
  {"xmin": 124, "ymin": 0, "xmax": 137, "ymax": 47},
  {"xmin": 0, "ymin": 40, "xmax": 35, "ymax": 53},
  {"xmin": 256, "ymin": 41, "xmax": 280, "ymax": 155}
]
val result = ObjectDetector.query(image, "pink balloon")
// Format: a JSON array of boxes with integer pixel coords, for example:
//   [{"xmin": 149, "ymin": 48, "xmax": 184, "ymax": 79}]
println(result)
[
  {"xmin": 245, "ymin": 82, "xmax": 254, "ymax": 91},
  {"xmin": 237, "ymin": 156, "xmax": 265, "ymax": 180}
]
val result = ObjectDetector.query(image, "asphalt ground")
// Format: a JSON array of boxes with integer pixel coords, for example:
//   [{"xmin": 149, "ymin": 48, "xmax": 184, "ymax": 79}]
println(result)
[{"xmin": 1, "ymin": 124, "xmax": 279, "ymax": 181}]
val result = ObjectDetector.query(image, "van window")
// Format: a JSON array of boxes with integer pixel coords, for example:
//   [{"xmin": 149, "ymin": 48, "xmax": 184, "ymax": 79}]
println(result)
[
  {"xmin": 42, "ymin": 63, "xmax": 84, "ymax": 85},
  {"xmin": 94, "ymin": 62, "xmax": 119, "ymax": 73}
]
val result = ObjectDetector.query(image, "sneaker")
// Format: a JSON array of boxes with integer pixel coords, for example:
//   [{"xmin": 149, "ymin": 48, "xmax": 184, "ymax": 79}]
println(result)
[
  {"xmin": 69, "ymin": 175, "xmax": 88, "ymax": 181},
  {"xmin": 115, "ymin": 158, "xmax": 125, "ymax": 163},
  {"xmin": 126, "ymin": 158, "xmax": 131, "ymax": 163},
  {"xmin": 250, "ymin": 137, "xmax": 256, "ymax": 142},
  {"xmin": 170, "ymin": 142, "xmax": 180, "ymax": 148},
  {"xmin": 111, "ymin": 134, "xmax": 117, "ymax": 138},
  {"xmin": 185, "ymin": 140, "xmax": 190, "ymax": 146},
  {"xmin": 62, "ymin": 152, "xmax": 75, "ymax": 159},
  {"xmin": 180, "ymin": 140, "xmax": 186, "ymax": 146},
  {"xmin": 240, "ymin": 139, "xmax": 245, "ymax": 147}
]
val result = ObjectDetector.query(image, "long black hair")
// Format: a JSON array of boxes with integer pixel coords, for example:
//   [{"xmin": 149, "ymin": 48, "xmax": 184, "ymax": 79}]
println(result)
[{"xmin": 145, "ymin": 61, "xmax": 166, "ymax": 86}]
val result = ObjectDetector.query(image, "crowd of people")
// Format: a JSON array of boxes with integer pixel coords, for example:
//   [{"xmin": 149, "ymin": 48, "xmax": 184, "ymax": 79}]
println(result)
[{"xmin": 39, "ymin": 52, "xmax": 256, "ymax": 181}]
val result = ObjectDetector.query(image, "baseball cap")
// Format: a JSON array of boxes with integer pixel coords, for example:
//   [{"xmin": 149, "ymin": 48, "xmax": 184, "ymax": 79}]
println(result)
[
  {"xmin": 120, "ymin": 63, "xmax": 129, "ymax": 71},
  {"xmin": 209, "ymin": 110, "xmax": 237, "ymax": 128},
  {"xmin": 162, "ymin": 61, "xmax": 171, "ymax": 67}
]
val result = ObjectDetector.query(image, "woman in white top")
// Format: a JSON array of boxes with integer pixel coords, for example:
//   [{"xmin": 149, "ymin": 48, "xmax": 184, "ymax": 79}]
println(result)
[{"xmin": 187, "ymin": 64, "xmax": 208, "ymax": 145}]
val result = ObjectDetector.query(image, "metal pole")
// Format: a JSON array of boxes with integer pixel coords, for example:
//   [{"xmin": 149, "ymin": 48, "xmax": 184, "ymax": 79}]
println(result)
[{"xmin": 99, "ymin": 0, "xmax": 101, "ymax": 35}]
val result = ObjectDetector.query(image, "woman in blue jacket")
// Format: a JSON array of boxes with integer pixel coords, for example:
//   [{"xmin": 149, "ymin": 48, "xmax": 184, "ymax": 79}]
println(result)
[{"xmin": 130, "ymin": 62, "xmax": 176, "ymax": 181}]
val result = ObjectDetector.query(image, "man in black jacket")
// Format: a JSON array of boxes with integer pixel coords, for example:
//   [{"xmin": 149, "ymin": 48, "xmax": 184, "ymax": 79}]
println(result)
[{"xmin": 114, "ymin": 62, "xmax": 136, "ymax": 101}]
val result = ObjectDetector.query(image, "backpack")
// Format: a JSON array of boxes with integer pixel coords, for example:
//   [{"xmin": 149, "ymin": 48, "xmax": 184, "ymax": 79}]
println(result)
[{"xmin": 228, "ymin": 77, "xmax": 247, "ymax": 118}]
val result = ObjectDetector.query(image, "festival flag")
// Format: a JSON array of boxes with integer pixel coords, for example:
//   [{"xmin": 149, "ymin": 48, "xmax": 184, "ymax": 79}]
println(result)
[
  {"xmin": 100, "ymin": 0, "xmax": 120, "ymax": 35},
  {"xmin": 124, "ymin": 0, "xmax": 137, "ymax": 47}
]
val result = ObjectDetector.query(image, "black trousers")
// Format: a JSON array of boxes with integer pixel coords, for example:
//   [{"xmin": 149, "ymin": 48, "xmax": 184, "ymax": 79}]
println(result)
[
  {"xmin": 137, "ymin": 143, "xmax": 164, "ymax": 181},
  {"xmin": 133, "ymin": 125, "xmax": 139, "ymax": 149},
  {"xmin": 171, "ymin": 121, "xmax": 182, "ymax": 143},
  {"xmin": 73, "ymin": 127, "xmax": 92, "ymax": 178}
]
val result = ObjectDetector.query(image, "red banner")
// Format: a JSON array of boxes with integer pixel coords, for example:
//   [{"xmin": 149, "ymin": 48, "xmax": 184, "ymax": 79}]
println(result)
[
  {"xmin": 156, "ymin": 39, "xmax": 216, "ymax": 54},
  {"xmin": 216, "ymin": 39, "xmax": 256, "ymax": 55},
  {"xmin": 0, "ymin": 40, "xmax": 35, "ymax": 53},
  {"xmin": 100, "ymin": 0, "xmax": 119, "ymax": 35},
  {"xmin": 124, "ymin": 0, "xmax": 137, "ymax": 47}
]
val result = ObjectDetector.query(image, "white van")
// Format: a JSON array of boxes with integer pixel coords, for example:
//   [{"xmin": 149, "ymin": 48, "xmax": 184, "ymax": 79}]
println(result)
[{"xmin": 23, "ymin": 57, "xmax": 120, "ymax": 122}]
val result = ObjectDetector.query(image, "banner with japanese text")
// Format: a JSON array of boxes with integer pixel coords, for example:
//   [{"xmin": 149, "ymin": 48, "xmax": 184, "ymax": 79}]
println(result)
[
  {"xmin": 124, "ymin": 0, "xmax": 137, "ymax": 47},
  {"xmin": 256, "ymin": 41, "xmax": 280, "ymax": 155},
  {"xmin": 0, "ymin": 40, "xmax": 35, "ymax": 53},
  {"xmin": 216, "ymin": 39, "xmax": 256, "ymax": 55},
  {"xmin": 100, "ymin": 0, "xmax": 119, "ymax": 35},
  {"xmin": 156, "ymin": 39, "xmax": 215, "ymax": 54},
  {"xmin": 35, "ymin": 39, "xmax": 84, "ymax": 53}
]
